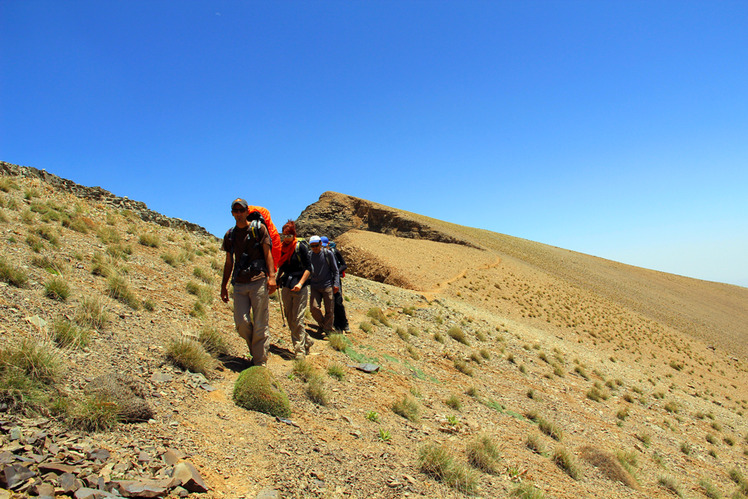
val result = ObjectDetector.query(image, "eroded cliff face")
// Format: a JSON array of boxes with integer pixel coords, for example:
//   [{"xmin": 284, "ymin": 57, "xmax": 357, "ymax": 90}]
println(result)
[{"xmin": 295, "ymin": 191, "xmax": 476, "ymax": 247}]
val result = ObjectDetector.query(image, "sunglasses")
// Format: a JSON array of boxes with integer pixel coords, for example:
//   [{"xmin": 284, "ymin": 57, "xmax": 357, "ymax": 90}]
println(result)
[
  {"xmin": 310, "ymin": 243, "xmax": 320, "ymax": 247},
  {"xmin": 231, "ymin": 207, "xmax": 247, "ymax": 213}
]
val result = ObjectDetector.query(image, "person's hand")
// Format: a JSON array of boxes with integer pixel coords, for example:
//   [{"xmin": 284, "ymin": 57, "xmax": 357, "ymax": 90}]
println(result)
[
  {"xmin": 220, "ymin": 286, "xmax": 229, "ymax": 303},
  {"xmin": 267, "ymin": 276, "xmax": 277, "ymax": 295},
  {"xmin": 292, "ymin": 283, "xmax": 302, "ymax": 293}
]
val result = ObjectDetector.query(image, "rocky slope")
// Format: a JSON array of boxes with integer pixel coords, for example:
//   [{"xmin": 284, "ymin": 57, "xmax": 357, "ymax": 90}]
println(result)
[{"xmin": 0, "ymin": 163, "xmax": 747, "ymax": 499}]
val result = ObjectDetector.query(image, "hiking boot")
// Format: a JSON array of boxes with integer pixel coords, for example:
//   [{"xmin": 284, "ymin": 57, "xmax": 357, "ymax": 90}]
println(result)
[
  {"xmin": 294, "ymin": 352, "xmax": 305, "ymax": 361},
  {"xmin": 305, "ymin": 338, "xmax": 314, "ymax": 354}
]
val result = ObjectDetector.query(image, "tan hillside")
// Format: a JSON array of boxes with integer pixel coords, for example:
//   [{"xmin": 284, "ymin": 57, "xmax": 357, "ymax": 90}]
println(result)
[{"xmin": 1, "ymin": 164, "xmax": 747, "ymax": 499}]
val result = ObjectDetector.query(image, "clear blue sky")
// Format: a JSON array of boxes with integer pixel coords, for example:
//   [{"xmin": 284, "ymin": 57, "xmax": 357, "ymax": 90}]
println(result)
[{"xmin": 2, "ymin": 1, "xmax": 747, "ymax": 287}]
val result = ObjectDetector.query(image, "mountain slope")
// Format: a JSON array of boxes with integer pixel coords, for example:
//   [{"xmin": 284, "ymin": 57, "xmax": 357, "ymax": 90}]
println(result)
[
  {"xmin": 1, "ymin": 164, "xmax": 747, "ymax": 499},
  {"xmin": 298, "ymin": 191, "xmax": 748, "ymax": 359}
]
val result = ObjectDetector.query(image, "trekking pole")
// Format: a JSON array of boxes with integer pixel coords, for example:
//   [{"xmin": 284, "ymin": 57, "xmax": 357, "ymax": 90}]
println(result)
[{"xmin": 276, "ymin": 282, "xmax": 287, "ymax": 327}]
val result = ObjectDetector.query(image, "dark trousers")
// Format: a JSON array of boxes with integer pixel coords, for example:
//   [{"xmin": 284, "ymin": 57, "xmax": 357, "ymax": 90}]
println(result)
[{"xmin": 333, "ymin": 284, "xmax": 349, "ymax": 331}]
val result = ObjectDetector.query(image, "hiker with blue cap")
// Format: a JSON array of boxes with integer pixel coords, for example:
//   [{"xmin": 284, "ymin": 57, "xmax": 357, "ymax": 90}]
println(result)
[{"xmin": 308, "ymin": 235, "xmax": 339, "ymax": 335}]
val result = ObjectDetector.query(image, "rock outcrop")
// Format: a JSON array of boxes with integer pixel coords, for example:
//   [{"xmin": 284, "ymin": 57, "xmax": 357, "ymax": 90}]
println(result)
[{"xmin": 295, "ymin": 191, "xmax": 477, "ymax": 248}]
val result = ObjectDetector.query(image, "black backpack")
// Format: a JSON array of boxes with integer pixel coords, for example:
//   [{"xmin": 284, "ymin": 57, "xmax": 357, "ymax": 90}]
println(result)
[{"xmin": 226, "ymin": 218, "xmax": 267, "ymax": 283}]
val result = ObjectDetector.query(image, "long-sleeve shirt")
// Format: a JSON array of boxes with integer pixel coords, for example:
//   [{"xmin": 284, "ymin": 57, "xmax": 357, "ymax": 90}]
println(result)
[{"xmin": 309, "ymin": 248, "xmax": 340, "ymax": 289}]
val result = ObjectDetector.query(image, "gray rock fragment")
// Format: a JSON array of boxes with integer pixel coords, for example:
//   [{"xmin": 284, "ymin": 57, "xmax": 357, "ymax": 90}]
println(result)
[{"xmin": 0, "ymin": 463, "xmax": 36, "ymax": 489}]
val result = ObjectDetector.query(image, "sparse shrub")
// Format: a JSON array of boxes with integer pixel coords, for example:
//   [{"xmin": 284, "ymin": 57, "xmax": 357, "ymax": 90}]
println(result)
[
  {"xmin": 107, "ymin": 274, "xmax": 140, "ymax": 310},
  {"xmin": 44, "ymin": 276, "xmax": 70, "ymax": 301},
  {"xmin": 198, "ymin": 326, "xmax": 229, "ymax": 356},
  {"xmin": 306, "ymin": 375, "xmax": 329, "ymax": 406},
  {"xmin": 233, "ymin": 366, "xmax": 291, "ymax": 418},
  {"xmin": 165, "ymin": 337, "xmax": 216, "ymax": 376},
  {"xmin": 0, "ymin": 178, "xmax": 17, "ymax": 192},
  {"xmin": 142, "ymin": 299, "xmax": 155, "ymax": 311},
  {"xmin": 34, "ymin": 225, "xmax": 59, "ymax": 246},
  {"xmin": 138, "ymin": 233, "xmax": 160, "ymax": 248},
  {"xmin": 32, "ymin": 255, "xmax": 64, "ymax": 274},
  {"xmin": 366, "ymin": 307, "xmax": 390, "ymax": 327},
  {"xmin": 616, "ymin": 407, "xmax": 629, "ymax": 421},
  {"xmin": 378, "ymin": 428, "xmax": 391, "ymax": 442},
  {"xmin": 1, "ymin": 338, "xmax": 60, "ymax": 386},
  {"xmin": 511, "ymin": 483, "xmax": 546, "ymax": 499},
  {"xmin": 193, "ymin": 266, "xmax": 214, "ymax": 284},
  {"xmin": 161, "ymin": 252, "xmax": 179, "ymax": 267},
  {"xmin": 396, "ymin": 327, "xmax": 409, "ymax": 341},
  {"xmin": 392, "ymin": 394, "xmax": 420, "ymax": 422},
  {"xmin": 406, "ymin": 344, "xmax": 421, "ymax": 360},
  {"xmin": 445, "ymin": 394, "xmax": 462, "ymax": 411},
  {"xmin": 729, "ymin": 468, "xmax": 748, "ymax": 495},
  {"xmin": 189, "ymin": 301, "xmax": 205, "ymax": 318},
  {"xmin": 659, "ymin": 475, "xmax": 683, "ymax": 497},
  {"xmin": 538, "ymin": 418, "xmax": 563, "ymax": 441},
  {"xmin": 327, "ymin": 363, "xmax": 345, "ymax": 381},
  {"xmin": 0, "ymin": 338, "xmax": 61, "ymax": 414},
  {"xmin": 0, "ymin": 257, "xmax": 28, "ymax": 287},
  {"xmin": 366, "ymin": 411, "xmax": 379, "ymax": 422},
  {"xmin": 574, "ymin": 366, "xmax": 589, "ymax": 379},
  {"xmin": 453, "ymin": 358, "xmax": 474, "ymax": 376},
  {"xmin": 680, "ymin": 442, "xmax": 692, "ymax": 455},
  {"xmin": 26, "ymin": 234, "xmax": 44, "ymax": 253},
  {"xmin": 328, "ymin": 333, "xmax": 348, "ymax": 352},
  {"xmin": 466, "ymin": 434, "xmax": 500, "ymax": 473},
  {"xmin": 447, "ymin": 325, "xmax": 469, "ymax": 345},
  {"xmin": 664, "ymin": 401, "xmax": 680, "ymax": 413},
  {"xmin": 552, "ymin": 447, "xmax": 581, "ymax": 479},
  {"xmin": 97, "ymin": 227, "xmax": 121, "ymax": 244},
  {"xmin": 91, "ymin": 254, "xmax": 114, "ymax": 278},
  {"xmin": 615, "ymin": 450, "xmax": 638, "ymax": 480},
  {"xmin": 69, "ymin": 394, "xmax": 119, "ymax": 432},
  {"xmin": 434, "ymin": 332, "xmax": 445, "ymax": 343},
  {"xmin": 75, "ymin": 296, "xmax": 110, "ymax": 329},
  {"xmin": 359, "ymin": 322, "xmax": 373, "ymax": 333},
  {"xmin": 105, "ymin": 243, "xmax": 132, "ymax": 261},
  {"xmin": 418, "ymin": 443, "xmax": 477, "ymax": 494},
  {"xmin": 526, "ymin": 434, "xmax": 546, "ymax": 455},
  {"xmin": 580, "ymin": 447, "xmax": 637, "ymax": 487},
  {"xmin": 292, "ymin": 358, "xmax": 316, "ymax": 382},
  {"xmin": 52, "ymin": 318, "xmax": 90, "ymax": 349},
  {"xmin": 186, "ymin": 281, "xmax": 201, "ymax": 295},
  {"xmin": 587, "ymin": 384, "xmax": 610, "ymax": 402},
  {"xmin": 698, "ymin": 479, "xmax": 722, "ymax": 499},
  {"xmin": 636, "ymin": 433, "xmax": 651, "ymax": 447}
]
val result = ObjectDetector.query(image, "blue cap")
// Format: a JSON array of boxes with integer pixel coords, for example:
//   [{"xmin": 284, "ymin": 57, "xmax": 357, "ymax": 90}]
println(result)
[{"xmin": 321, "ymin": 236, "xmax": 329, "ymax": 246}]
